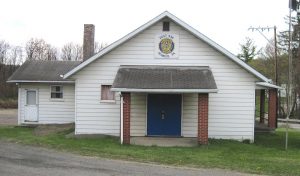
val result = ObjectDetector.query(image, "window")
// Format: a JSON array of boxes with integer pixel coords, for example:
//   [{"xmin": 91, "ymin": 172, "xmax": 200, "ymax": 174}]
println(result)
[
  {"xmin": 51, "ymin": 85, "xmax": 63, "ymax": 99},
  {"xmin": 26, "ymin": 90, "xmax": 36, "ymax": 105},
  {"xmin": 101, "ymin": 85, "xmax": 114, "ymax": 101},
  {"xmin": 163, "ymin": 21, "xmax": 170, "ymax": 31}
]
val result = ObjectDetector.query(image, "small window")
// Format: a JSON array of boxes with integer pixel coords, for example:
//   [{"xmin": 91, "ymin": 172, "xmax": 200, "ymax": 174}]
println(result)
[
  {"xmin": 101, "ymin": 85, "xmax": 114, "ymax": 100},
  {"xmin": 26, "ymin": 90, "xmax": 36, "ymax": 105},
  {"xmin": 51, "ymin": 85, "xmax": 63, "ymax": 99},
  {"xmin": 163, "ymin": 21, "xmax": 170, "ymax": 31}
]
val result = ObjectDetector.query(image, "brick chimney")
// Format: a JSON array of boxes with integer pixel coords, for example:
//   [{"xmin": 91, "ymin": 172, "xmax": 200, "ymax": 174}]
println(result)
[{"xmin": 83, "ymin": 24, "xmax": 95, "ymax": 61}]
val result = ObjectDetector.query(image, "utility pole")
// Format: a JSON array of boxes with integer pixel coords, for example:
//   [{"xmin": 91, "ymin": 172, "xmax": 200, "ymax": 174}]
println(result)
[
  {"xmin": 248, "ymin": 26, "xmax": 278, "ymax": 85},
  {"xmin": 249, "ymin": 26, "xmax": 279, "ymax": 128},
  {"xmin": 286, "ymin": 0, "xmax": 295, "ymax": 151},
  {"xmin": 274, "ymin": 26, "xmax": 278, "ymax": 85}
]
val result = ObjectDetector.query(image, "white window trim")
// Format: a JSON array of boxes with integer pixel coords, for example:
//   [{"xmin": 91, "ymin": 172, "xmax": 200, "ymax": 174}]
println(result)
[
  {"xmin": 100, "ymin": 84, "xmax": 116, "ymax": 103},
  {"xmin": 50, "ymin": 85, "xmax": 64, "ymax": 101}
]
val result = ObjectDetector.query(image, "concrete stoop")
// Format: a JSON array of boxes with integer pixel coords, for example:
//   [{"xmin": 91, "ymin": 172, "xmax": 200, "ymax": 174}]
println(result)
[{"xmin": 130, "ymin": 137, "xmax": 198, "ymax": 147}]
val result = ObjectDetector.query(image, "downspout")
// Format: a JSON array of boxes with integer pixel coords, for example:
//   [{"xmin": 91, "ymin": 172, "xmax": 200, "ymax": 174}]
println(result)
[
  {"xmin": 120, "ymin": 92, "xmax": 123, "ymax": 144},
  {"xmin": 17, "ymin": 83, "xmax": 21, "ymax": 125}
]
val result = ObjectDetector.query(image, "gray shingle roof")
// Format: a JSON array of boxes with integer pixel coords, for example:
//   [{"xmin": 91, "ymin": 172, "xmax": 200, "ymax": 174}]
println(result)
[
  {"xmin": 112, "ymin": 65, "xmax": 217, "ymax": 91},
  {"xmin": 7, "ymin": 60, "xmax": 81, "ymax": 82}
]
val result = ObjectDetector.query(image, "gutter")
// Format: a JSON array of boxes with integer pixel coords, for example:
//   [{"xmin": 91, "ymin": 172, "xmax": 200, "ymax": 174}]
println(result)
[{"xmin": 7, "ymin": 80, "xmax": 75, "ymax": 83}]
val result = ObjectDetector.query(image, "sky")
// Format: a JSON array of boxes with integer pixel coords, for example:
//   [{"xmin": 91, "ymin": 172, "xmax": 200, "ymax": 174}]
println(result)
[{"xmin": 0, "ymin": 0, "xmax": 290, "ymax": 55}]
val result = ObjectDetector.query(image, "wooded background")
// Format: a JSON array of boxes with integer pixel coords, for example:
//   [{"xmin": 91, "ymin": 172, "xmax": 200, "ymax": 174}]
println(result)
[{"xmin": 0, "ymin": 39, "xmax": 105, "ymax": 100}]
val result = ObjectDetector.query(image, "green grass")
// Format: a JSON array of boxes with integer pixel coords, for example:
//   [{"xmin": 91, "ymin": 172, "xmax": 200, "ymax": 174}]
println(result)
[
  {"xmin": 255, "ymin": 95, "xmax": 269, "ymax": 118},
  {"xmin": 0, "ymin": 127, "xmax": 300, "ymax": 176}
]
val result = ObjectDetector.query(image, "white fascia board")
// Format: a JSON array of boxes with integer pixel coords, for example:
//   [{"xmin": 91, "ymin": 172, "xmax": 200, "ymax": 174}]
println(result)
[
  {"xmin": 165, "ymin": 12, "xmax": 270, "ymax": 83},
  {"xmin": 6, "ymin": 80, "xmax": 75, "ymax": 83},
  {"xmin": 111, "ymin": 88, "xmax": 218, "ymax": 93},
  {"xmin": 63, "ymin": 11, "xmax": 270, "ymax": 82},
  {"xmin": 256, "ymin": 82, "xmax": 283, "ymax": 90}
]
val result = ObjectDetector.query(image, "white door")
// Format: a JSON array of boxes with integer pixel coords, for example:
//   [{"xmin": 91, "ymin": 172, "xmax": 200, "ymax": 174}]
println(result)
[{"xmin": 24, "ymin": 90, "xmax": 38, "ymax": 122}]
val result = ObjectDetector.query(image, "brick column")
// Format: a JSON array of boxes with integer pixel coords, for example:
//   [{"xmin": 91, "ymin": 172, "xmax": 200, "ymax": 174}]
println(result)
[
  {"xmin": 268, "ymin": 89, "xmax": 277, "ymax": 129},
  {"xmin": 198, "ymin": 94, "xmax": 209, "ymax": 145},
  {"xmin": 122, "ymin": 93, "xmax": 131, "ymax": 144},
  {"xmin": 260, "ymin": 89, "xmax": 265, "ymax": 123}
]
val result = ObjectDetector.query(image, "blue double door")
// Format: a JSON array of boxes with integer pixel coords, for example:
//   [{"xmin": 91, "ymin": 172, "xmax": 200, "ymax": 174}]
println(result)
[{"xmin": 147, "ymin": 94, "xmax": 182, "ymax": 136}]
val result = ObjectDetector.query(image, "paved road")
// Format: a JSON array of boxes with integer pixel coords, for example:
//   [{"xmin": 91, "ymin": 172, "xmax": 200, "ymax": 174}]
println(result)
[
  {"xmin": 0, "ymin": 141, "xmax": 253, "ymax": 176},
  {"xmin": 0, "ymin": 109, "xmax": 17, "ymax": 125}
]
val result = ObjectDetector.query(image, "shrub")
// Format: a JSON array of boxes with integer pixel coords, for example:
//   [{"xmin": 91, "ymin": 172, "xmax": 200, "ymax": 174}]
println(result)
[{"xmin": 0, "ymin": 98, "xmax": 18, "ymax": 108}]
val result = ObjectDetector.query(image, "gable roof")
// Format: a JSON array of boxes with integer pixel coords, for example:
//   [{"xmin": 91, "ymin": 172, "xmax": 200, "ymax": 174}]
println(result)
[
  {"xmin": 7, "ymin": 60, "xmax": 81, "ymax": 83},
  {"xmin": 63, "ymin": 11, "xmax": 271, "ymax": 83}
]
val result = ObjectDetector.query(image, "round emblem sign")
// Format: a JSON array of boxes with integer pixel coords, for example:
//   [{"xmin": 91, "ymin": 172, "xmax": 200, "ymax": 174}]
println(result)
[{"xmin": 159, "ymin": 38, "xmax": 174, "ymax": 54}]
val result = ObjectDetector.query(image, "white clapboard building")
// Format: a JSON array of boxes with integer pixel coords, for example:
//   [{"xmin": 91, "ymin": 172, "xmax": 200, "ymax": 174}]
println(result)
[{"xmin": 8, "ymin": 11, "xmax": 280, "ymax": 144}]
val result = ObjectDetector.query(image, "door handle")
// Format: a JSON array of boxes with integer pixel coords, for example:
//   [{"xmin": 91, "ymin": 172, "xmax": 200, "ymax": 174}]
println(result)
[{"xmin": 161, "ymin": 110, "xmax": 165, "ymax": 120}]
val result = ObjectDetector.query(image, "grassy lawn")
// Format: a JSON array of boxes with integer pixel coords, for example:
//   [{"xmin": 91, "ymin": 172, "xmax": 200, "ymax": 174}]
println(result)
[{"xmin": 0, "ymin": 127, "xmax": 300, "ymax": 176}]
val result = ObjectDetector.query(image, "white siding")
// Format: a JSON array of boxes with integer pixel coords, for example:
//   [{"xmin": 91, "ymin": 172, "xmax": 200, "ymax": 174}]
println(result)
[
  {"xmin": 73, "ymin": 20, "xmax": 257, "ymax": 140},
  {"xmin": 19, "ymin": 83, "xmax": 75, "ymax": 124},
  {"xmin": 131, "ymin": 93, "xmax": 146, "ymax": 136},
  {"xmin": 182, "ymin": 94, "xmax": 198, "ymax": 137}
]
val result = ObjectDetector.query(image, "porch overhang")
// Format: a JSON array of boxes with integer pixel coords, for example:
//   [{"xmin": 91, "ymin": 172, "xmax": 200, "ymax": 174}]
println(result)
[
  {"xmin": 111, "ymin": 65, "xmax": 218, "ymax": 93},
  {"xmin": 256, "ymin": 82, "xmax": 283, "ymax": 90},
  {"xmin": 111, "ymin": 88, "xmax": 218, "ymax": 93}
]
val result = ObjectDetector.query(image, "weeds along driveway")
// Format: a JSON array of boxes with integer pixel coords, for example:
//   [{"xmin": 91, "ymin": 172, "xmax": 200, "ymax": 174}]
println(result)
[
  {"xmin": 0, "ymin": 109, "xmax": 17, "ymax": 125},
  {"xmin": 0, "ymin": 141, "xmax": 252, "ymax": 176}
]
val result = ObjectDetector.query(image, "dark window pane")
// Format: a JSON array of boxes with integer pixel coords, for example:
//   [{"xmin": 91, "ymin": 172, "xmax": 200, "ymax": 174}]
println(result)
[
  {"xmin": 163, "ymin": 21, "xmax": 170, "ymax": 31},
  {"xmin": 51, "ymin": 93, "xmax": 56, "ymax": 98},
  {"xmin": 51, "ymin": 85, "xmax": 63, "ymax": 99}
]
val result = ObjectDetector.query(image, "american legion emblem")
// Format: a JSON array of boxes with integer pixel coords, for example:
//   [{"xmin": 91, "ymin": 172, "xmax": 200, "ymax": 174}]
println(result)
[{"xmin": 155, "ymin": 34, "xmax": 179, "ymax": 58}]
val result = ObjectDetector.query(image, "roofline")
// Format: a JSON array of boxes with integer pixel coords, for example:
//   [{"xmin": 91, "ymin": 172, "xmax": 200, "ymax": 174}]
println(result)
[
  {"xmin": 7, "ymin": 80, "xmax": 75, "ymax": 83},
  {"xmin": 256, "ymin": 82, "xmax": 283, "ymax": 90},
  {"xmin": 63, "ymin": 11, "xmax": 270, "ymax": 82},
  {"xmin": 111, "ymin": 88, "xmax": 218, "ymax": 93},
  {"xmin": 64, "ymin": 11, "xmax": 169, "ymax": 79}
]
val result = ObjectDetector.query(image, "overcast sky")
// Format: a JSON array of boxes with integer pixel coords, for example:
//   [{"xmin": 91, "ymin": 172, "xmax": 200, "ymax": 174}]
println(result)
[{"xmin": 0, "ymin": 0, "xmax": 289, "ymax": 55}]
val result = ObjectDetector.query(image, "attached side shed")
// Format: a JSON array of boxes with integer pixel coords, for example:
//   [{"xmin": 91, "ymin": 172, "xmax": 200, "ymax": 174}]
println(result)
[{"xmin": 7, "ymin": 60, "xmax": 80, "ymax": 124}]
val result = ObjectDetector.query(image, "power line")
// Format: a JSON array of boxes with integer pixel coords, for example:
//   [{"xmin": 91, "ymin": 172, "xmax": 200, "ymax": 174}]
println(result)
[{"xmin": 248, "ymin": 26, "xmax": 278, "ymax": 85}]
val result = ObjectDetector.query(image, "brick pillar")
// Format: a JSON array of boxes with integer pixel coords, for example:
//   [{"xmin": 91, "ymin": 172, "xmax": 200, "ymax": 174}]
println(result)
[
  {"xmin": 260, "ymin": 89, "xmax": 265, "ymax": 123},
  {"xmin": 268, "ymin": 89, "xmax": 277, "ymax": 129},
  {"xmin": 198, "ymin": 94, "xmax": 209, "ymax": 145},
  {"xmin": 122, "ymin": 93, "xmax": 131, "ymax": 144}
]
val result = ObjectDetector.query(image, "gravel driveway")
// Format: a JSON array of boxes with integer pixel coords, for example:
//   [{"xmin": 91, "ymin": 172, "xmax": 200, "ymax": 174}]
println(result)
[
  {"xmin": 0, "ymin": 141, "xmax": 255, "ymax": 176},
  {"xmin": 0, "ymin": 109, "xmax": 17, "ymax": 125}
]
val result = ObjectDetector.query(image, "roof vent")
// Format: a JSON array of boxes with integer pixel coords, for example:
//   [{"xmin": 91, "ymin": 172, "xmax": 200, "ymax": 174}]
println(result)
[{"xmin": 163, "ymin": 21, "xmax": 170, "ymax": 31}]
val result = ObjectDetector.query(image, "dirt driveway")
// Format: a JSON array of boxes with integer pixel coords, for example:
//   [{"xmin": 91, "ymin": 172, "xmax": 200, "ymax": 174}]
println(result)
[{"xmin": 0, "ymin": 109, "xmax": 17, "ymax": 125}]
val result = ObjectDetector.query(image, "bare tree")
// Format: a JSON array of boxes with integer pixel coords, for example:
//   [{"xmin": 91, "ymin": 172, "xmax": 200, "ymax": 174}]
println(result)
[
  {"xmin": 0, "ymin": 40, "xmax": 20, "ymax": 99},
  {"xmin": 8, "ymin": 46, "xmax": 23, "ymax": 66},
  {"xmin": 0, "ymin": 40, "xmax": 10, "ymax": 64},
  {"xmin": 94, "ymin": 41, "xmax": 106, "ymax": 54},
  {"xmin": 25, "ymin": 38, "xmax": 57, "ymax": 61},
  {"xmin": 61, "ymin": 42, "xmax": 82, "ymax": 61},
  {"xmin": 45, "ymin": 44, "xmax": 58, "ymax": 61}
]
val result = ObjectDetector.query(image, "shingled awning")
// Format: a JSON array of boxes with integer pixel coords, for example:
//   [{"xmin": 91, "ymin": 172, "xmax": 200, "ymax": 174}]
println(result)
[
  {"xmin": 111, "ymin": 65, "xmax": 218, "ymax": 93},
  {"xmin": 7, "ymin": 60, "xmax": 81, "ymax": 83}
]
